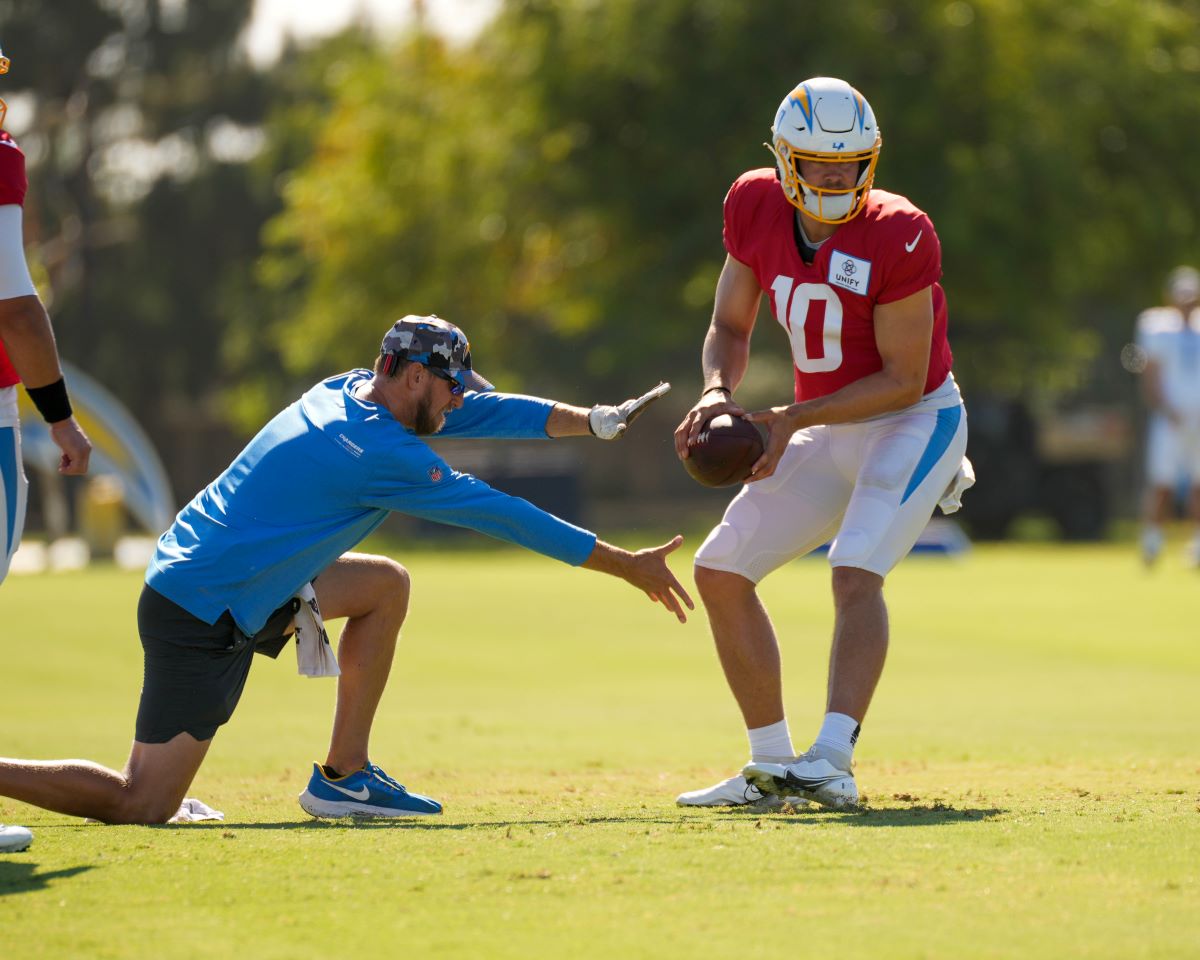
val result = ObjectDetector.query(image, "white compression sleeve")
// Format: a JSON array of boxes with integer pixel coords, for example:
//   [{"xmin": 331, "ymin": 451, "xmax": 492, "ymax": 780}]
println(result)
[{"xmin": 0, "ymin": 205, "xmax": 37, "ymax": 300}]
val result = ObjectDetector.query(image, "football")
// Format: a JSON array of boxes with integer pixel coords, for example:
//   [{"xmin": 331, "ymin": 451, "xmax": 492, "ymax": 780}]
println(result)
[{"xmin": 681, "ymin": 414, "xmax": 764, "ymax": 487}]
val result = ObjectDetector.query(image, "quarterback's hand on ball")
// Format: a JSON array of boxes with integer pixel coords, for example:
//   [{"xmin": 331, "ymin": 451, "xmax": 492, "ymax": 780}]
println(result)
[
  {"xmin": 588, "ymin": 381, "xmax": 671, "ymax": 440},
  {"xmin": 743, "ymin": 404, "xmax": 804, "ymax": 481},
  {"xmin": 674, "ymin": 390, "xmax": 745, "ymax": 459}
]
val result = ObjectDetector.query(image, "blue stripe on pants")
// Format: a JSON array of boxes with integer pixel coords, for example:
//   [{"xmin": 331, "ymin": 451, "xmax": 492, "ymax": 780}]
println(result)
[
  {"xmin": 900, "ymin": 406, "xmax": 962, "ymax": 505},
  {"xmin": 0, "ymin": 426, "xmax": 17, "ymax": 554}
]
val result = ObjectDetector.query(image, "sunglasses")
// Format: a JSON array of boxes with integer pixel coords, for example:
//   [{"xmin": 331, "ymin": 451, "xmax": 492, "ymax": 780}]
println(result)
[{"xmin": 427, "ymin": 366, "xmax": 465, "ymax": 396}]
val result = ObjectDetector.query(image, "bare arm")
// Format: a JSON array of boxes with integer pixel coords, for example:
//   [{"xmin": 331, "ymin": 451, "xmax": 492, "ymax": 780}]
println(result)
[
  {"xmin": 545, "ymin": 403, "xmax": 591, "ymax": 437},
  {"xmin": 674, "ymin": 255, "xmax": 762, "ymax": 458},
  {"xmin": 581, "ymin": 535, "xmax": 694, "ymax": 623},
  {"xmin": 745, "ymin": 286, "xmax": 935, "ymax": 479},
  {"xmin": 545, "ymin": 381, "xmax": 673, "ymax": 439},
  {"xmin": 0, "ymin": 294, "xmax": 93, "ymax": 475},
  {"xmin": 0, "ymin": 295, "xmax": 63, "ymax": 388}
]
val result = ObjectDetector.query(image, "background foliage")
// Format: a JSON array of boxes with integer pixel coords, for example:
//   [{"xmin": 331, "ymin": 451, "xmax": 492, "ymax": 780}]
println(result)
[{"xmin": 4, "ymin": 0, "xmax": 1200, "ymax": 504}]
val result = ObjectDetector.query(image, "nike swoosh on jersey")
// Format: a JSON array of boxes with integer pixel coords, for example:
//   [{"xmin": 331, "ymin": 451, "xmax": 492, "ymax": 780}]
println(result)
[
  {"xmin": 905, "ymin": 230, "xmax": 923, "ymax": 253},
  {"xmin": 327, "ymin": 782, "xmax": 371, "ymax": 801}
]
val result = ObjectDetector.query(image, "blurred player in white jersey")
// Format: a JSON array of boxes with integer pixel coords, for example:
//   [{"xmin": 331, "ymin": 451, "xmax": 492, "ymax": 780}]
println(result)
[
  {"xmin": 0, "ymin": 43, "xmax": 92, "ymax": 854},
  {"xmin": 1135, "ymin": 265, "xmax": 1200, "ymax": 566},
  {"xmin": 673, "ymin": 77, "xmax": 971, "ymax": 811}
]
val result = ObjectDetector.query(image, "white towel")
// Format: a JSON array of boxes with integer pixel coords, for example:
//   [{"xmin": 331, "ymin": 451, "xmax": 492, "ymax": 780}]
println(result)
[
  {"xmin": 938, "ymin": 456, "xmax": 976, "ymax": 515},
  {"xmin": 293, "ymin": 583, "xmax": 340, "ymax": 678},
  {"xmin": 169, "ymin": 798, "xmax": 225, "ymax": 823}
]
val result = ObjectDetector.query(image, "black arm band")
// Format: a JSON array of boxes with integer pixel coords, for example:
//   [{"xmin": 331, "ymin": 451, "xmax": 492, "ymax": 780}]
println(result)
[
  {"xmin": 701, "ymin": 385, "xmax": 731, "ymax": 398},
  {"xmin": 26, "ymin": 377, "xmax": 73, "ymax": 423}
]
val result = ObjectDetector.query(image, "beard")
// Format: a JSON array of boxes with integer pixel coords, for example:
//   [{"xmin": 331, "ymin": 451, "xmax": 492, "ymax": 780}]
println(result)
[{"xmin": 413, "ymin": 391, "xmax": 447, "ymax": 436}]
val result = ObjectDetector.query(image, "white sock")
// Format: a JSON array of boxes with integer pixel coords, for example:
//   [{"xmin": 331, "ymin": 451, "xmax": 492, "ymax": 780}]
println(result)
[
  {"xmin": 812, "ymin": 712, "xmax": 861, "ymax": 770},
  {"xmin": 747, "ymin": 718, "xmax": 795, "ymax": 763}
]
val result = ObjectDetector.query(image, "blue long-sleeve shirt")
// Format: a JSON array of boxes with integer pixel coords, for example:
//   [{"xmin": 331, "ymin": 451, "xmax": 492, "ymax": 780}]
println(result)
[{"xmin": 146, "ymin": 370, "xmax": 597, "ymax": 633}]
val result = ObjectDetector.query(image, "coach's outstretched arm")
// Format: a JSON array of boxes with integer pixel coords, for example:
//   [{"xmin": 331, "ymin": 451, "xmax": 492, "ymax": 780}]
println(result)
[
  {"xmin": 543, "ymin": 382, "xmax": 672, "ymax": 439},
  {"xmin": 582, "ymin": 535, "xmax": 694, "ymax": 623}
]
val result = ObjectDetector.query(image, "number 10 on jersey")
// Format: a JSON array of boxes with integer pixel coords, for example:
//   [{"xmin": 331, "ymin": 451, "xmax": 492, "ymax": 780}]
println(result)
[{"xmin": 771, "ymin": 276, "xmax": 844, "ymax": 373}]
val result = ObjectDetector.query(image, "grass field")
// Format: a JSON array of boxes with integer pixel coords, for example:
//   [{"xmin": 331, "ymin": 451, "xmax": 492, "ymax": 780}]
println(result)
[{"xmin": 2, "ymin": 539, "xmax": 1198, "ymax": 958}]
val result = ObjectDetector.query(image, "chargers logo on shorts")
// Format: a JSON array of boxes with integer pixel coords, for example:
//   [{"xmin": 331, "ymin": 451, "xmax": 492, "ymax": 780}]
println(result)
[
  {"xmin": 828, "ymin": 250, "xmax": 872, "ymax": 296},
  {"xmin": 428, "ymin": 464, "xmax": 443, "ymax": 482}
]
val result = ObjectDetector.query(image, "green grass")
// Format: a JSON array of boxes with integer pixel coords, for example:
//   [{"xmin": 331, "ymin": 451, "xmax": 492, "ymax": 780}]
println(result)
[{"xmin": 2, "ymin": 541, "xmax": 1199, "ymax": 958}]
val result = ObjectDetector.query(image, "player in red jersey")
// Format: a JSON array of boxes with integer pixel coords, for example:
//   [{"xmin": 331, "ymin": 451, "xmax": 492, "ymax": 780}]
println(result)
[
  {"xmin": 0, "ymin": 44, "xmax": 91, "ymax": 853},
  {"xmin": 673, "ymin": 77, "xmax": 971, "ymax": 810}
]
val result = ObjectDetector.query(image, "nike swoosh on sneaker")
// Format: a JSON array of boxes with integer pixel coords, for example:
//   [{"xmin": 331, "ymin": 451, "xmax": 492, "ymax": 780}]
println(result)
[
  {"xmin": 905, "ymin": 230, "xmax": 923, "ymax": 253},
  {"xmin": 326, "ymin": 782, "xmax": 371, "ymax": 801},
  {"xmin": 781, "ymin": 771, "xmax": 846, "ymax": 791}
]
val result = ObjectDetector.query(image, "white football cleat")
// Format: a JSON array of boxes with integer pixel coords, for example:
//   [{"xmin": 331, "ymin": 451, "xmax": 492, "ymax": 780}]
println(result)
[
  {"xmin": 0, "ymin": 824, "xmax": 33, "ymax": 853},
  {"xmin": 676, "ymin": 773, "xmax": 806, "ymax": 809},
  {"xmin": 743, "ymin": 756, "xmax": 859, "ymax": 810}
]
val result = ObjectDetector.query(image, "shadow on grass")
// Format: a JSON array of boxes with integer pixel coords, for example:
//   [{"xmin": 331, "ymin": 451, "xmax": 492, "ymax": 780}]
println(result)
[
  {"xmin": 152, "ymin": 816, "xmax": 694, "ymax": 831},
  {"xmin": 0, "ymin": 862, "xmax": 94, "ymax": 897},
  {"xmin": 25, "ymin": 804, "xmax": 1008, "ymax": 837},
  {"xmin": 708, "ymin": 804, "xmax": 1007, "ymax": 826},
  {"xmin": 159, "ymin": 805, "xmax": 1008, "ymax": 829}
]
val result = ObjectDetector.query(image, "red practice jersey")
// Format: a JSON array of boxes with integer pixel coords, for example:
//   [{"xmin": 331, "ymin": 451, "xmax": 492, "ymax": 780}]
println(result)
[
  {"xmin": 0, "ymin": 130, "xmax": 28, "ymax": 386},
  {"xmin": 723, "ymin": 168, "xmax": 953, "ymax": 402}
]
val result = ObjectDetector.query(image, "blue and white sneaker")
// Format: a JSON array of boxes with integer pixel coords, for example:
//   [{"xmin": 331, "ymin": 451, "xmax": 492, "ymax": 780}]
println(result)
[
  {"xmin": 0, "ymin": 824, "xmax": 33, "ymax": 852},
  {"xmin": 298, "ymin": 762, "xmax": 442, "ymax": 818}
]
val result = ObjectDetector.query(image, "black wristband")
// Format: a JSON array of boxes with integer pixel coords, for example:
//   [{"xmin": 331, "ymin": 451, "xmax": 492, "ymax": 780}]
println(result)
[
  {"xmin": 26, "ymin": 377, "xmax": 73, "ymax": 423},
  {"xmin": 701, "ymin": 386, "xmax": 731, "ymax": 398}
]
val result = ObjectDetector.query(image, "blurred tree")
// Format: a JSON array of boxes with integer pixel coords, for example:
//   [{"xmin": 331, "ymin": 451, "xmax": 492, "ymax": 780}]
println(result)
[
  {"xmin": 258, "ymin": 0, "xmax": 1200, "ymax": 411},
  {"xmin": 1, "ymin": 0, "xmax": 271, "ymax": 496},
  {"xmin": 0, "ymin": 2, "xmax": 378, "ymax": 496},
  {"xmin": 6, "ymin": 0, "xmax": 1200, "ymax": 506}
]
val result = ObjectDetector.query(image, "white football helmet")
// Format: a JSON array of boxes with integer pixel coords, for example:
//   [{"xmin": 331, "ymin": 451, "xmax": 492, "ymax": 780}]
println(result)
[{"xmin": 767, "ymin": 77, "xmax": 881, "ymax": 224}]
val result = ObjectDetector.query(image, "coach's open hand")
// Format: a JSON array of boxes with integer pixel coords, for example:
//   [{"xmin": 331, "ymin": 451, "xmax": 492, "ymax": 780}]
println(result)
[{"xmin": 582, "ymin": 535, "xmax": 694, "ymax": 622}]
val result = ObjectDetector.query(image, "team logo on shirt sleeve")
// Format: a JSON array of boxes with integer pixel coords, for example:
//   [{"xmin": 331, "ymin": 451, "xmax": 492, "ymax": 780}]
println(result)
[
  {"xmin": 828, "ymin": 250, "xmax": 872, "ymax": 296},
  {"xmin": 428, "ymin": 464, "xmax": 444, "ymax": 482}
]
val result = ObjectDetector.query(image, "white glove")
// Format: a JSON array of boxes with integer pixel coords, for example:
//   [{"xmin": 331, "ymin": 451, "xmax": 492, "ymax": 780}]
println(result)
[{"xmin": 588, "ymin": 382, "xmax": 671, "ymax": 440}]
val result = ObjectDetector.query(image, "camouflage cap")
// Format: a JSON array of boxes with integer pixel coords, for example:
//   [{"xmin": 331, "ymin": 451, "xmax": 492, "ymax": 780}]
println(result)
[{"xmin": 380, "ymin": 315, "xmax": 493, "ymax": 392}]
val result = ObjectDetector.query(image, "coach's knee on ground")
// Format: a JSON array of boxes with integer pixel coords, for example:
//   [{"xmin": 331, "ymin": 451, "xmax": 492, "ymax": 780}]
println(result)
[{"xmin": 104, "ymin": 783, "xmax": 181, "ymax": 825}]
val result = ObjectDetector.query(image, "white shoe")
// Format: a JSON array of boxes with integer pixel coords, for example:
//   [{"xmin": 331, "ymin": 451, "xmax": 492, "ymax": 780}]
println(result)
[
  {"xmin": 0, "ymin": 824, "xmax": 33, "ymax": 853},
  {"xmin": 743, "ymin": 756, "xmax": 859, "ymax": 810},
  {"xmin": 676, "ymin": 773, "xmax": 806, "ymax": 809}
]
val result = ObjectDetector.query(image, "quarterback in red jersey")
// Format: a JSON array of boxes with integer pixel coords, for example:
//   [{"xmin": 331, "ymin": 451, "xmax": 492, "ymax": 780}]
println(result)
[{"xmin": 673, "ymin": 77, "xmax": 971, "ymax": 810}]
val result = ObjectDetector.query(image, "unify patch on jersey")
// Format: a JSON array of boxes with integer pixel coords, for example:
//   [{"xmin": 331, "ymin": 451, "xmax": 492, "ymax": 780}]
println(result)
[{"xmin": 827, "ymin": 250, "xmax": 872, "ymax": 296}]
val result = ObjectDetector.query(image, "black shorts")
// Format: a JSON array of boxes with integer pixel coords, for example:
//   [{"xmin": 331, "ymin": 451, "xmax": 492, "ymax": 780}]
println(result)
[{"xmin": 135, "ymin": 585, "xmax": 298, "ymax": 744}]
